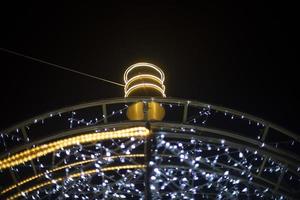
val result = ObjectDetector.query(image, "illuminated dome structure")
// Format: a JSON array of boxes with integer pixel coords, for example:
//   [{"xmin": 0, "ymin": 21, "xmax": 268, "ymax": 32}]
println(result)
[{"xmin": 0, "ymin": 62, "xmax": 299, "ymax": 200}]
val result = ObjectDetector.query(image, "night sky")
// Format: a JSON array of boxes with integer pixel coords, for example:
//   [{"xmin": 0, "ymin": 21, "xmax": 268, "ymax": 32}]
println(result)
[{"xmin": 0, "ymin": 2, "xmax": 298, "ymax": 134}]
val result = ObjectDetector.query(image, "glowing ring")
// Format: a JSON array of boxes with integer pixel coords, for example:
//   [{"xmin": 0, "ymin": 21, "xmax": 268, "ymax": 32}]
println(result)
[
  {"xmin": 124, "ymin": 62, "xmax": 165, "ymax": 82},
  {"xmin": 125, "ymin": 83, "xmax": 166, "ymax": 98},
  {"xmin": 125, "ymin": 74, "xmax": 163, "ymax": 92},
  {"xmin": 124, "ymin": 63, "xmax": 166, "ymax": 97}
]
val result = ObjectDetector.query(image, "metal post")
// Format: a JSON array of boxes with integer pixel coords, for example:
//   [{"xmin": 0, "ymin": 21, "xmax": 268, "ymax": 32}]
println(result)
[
  {"xmin": 144, "ymin": 121, "xmax": 153, "ymax": 200},
  {"xmin": 275, "ymin": 167, "xmax": 285, "ymax": 191},
  {"xmin": 102, "ymin": 104, "xmax": 108, "ymax": 124},
  {"xmin": 21, "ymin": 127, "xmax": 38, "ymax": 175},
  {"xmin": 9, "ymin": 168, "xmax": 22, "ymax": 194},
  {"xmin": 258, "ymin": 126, "xmax": 270, "ymax": 177},
  {"xmin": 52, "ymin": 151, "xmax": 56, "ymax": 166},
  {"xmin": 182, "ymin": 102, "xmax": 188, "ymax": 123},
  {"xmin": 261, "ymin": 125, "xmax": 270, "ymax": 141}
]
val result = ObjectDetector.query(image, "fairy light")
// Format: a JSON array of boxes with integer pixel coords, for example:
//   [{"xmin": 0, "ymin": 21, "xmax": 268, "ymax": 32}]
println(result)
[
  {"xmin": 7, "ymin": 164, "xmax": 146, "ymax": 200},
  {"xmin": 0, "ymin": 127, "xmax": 149, "ymax": 170},
  {"xmin": 0, "ymin": 159, "xmax": 93, "ymax": 195},
  {"xmin": 150, "ymin": 133, "xmax": 292, "ymax": 199},
  {"xmin": 0, "ymin": 99, "xmax": 298, "ymax": 199},
  {"xmin": 101, "ymin": 164, "xmax": 145, "ymax": 172},
  {"xmin": 1, "ymin": 154, "xmax": 145, "ymax": 195}
]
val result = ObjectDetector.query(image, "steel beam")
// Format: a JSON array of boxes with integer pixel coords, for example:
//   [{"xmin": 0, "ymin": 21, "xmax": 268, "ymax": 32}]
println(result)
[
  {"xmin": 2, "ymin": 98, "xmax": 298, "ymax": 142},
  {"xmin": 21, "ymin": 127, "xmax": 37, "ymax": 175},
  {"xmin": 102, "ymin": 104, "xmax": 108, "ymax": 124},
  {"xmin": 182, "ymin": 102, "xmax": 188, "ymax": 123}
]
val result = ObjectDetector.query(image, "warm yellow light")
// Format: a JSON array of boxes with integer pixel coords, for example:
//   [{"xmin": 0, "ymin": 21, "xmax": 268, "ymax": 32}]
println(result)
[
  {"xmin": 6, "ymin": 164, "xmax": 146, "ymax": 200},
  {"xmin": 0, "ymin": 127, "xmax": 149, "ymax": 170},
  {"xmin": 126, "ymin": 83, "xmax": 166, "ymax": 98},
  {"xmin": 125, "ymin": 74, "xmax": 163, "ymax": 91},
  {"xmin": 101, "ymin": 164, "xmax": 145, "ymax": 172},
  {"xmin": 123, "ymin": 62, "xmax": 166, "ymax": 97},
  {"xmin": 1, "ymin": 154, "xmax": 145, "ymax": 195},
  {"xmin": 124, "ymin": 62, "xmax": 165, "ymax": 83}
]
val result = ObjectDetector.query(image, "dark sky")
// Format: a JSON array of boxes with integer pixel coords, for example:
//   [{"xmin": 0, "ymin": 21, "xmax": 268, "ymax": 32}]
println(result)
[{"xmin": 0, "ymin": 2, "xmax": 298, "ymax": 133}]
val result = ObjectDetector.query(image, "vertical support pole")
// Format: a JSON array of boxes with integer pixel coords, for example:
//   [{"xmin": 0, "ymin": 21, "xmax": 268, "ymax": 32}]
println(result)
[
  {"xmin": 144, "ymin": 122, "xmax": 152, "ymax": 200},
  {"xmin": 52, "ymin": 151, "xmax": 56, "ymax": 166},
  {"xmin": 143, "ymin": 101, "xmax": 148, "ymax": 121},
  {"xmin": 182, "ymin": 102, "xmax": 188, "ymax": 123},
  {"xmin": 9, "ymin": 168, "xmax": 22, "ymax": 194},
  {"xmin": 20, "ymin": 127, "xmax": 29, "ymax": 142},
  {"xmin": 257, "ymin": 125, "xmax": 269, "ymax": 177},
  {"xmin": 258, "ymin": 157, "xmax": 267, "ymax": 176},
  {"xmin": 275, "ymin": 167, "xmax": 285, "ymax": 191},
  {"xmin": 261, "ymin": 125, "xmax": 269, "ymax": 142},
  {"xmin": 21, "ymin": 127, "xmax": 37, "ymax": 175},
  {"xmin": 102, "ymin": 104, "xmax": 108, "ymax": 124}
]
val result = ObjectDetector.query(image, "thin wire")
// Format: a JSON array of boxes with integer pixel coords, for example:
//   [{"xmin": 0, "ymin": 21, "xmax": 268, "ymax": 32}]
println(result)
[{"xmin": 0, "ymin": 48, "xmax": 124, "ymax": 87}]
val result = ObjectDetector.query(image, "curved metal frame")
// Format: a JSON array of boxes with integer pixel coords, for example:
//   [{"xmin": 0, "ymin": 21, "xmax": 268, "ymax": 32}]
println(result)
[
  {"xmin": 0, "ymin": 97, "xmax": 299, "ymax": 199},
  {"xmin": 1, "ymin": 122, "xmax": 298, "ymax": 197},
  {"xmin": 2, "ymin": 97, "xmax": 298, "ymax": 142},
  {"xmin": 1, "ymin": 121, "xmax": 298, "ymax": 168}
]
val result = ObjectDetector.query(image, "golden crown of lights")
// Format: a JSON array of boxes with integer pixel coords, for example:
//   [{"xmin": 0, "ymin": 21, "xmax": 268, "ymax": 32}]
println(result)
[{"xmin": 124, "ymin": 62, "xmax": 166, "ymax": 97}]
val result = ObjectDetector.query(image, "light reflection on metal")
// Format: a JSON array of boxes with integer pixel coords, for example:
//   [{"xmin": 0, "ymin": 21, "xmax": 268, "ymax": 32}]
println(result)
[{"xmin": 126, "ymin": 101, "xmax": 165, "ymax": 121}]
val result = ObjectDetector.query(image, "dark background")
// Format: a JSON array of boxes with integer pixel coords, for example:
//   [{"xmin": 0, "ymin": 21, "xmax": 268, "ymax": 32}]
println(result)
[{"xmin": 0, "ymin": 2, "xmax": 298, "ymax": 133}]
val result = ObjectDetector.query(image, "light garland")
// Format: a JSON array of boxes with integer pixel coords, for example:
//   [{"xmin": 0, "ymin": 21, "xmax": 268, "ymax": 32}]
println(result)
[
  {"xmin": 68, "ymin": 105, "xmax": 129, "ymax": 128},
  {"xmin": 7, "ymin": 164, "xmax": 146, "ymax": 200},
  {"xmin": 1, "ymin": 154, "xmax": 145, "ymax": 195},
  {"xmin": 149, "ymin": 133, "xmax": 292, "ymax": 199},
  {"xmin": 0, "ymin": 99, "xmax": 299, "ymax": 199},
  {"xmin": 0, "ymin": 127, "xmax": 149, "ymax": 170}
]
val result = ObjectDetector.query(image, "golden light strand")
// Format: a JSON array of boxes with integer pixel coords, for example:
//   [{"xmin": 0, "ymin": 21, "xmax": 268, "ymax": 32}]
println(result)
[
  {"xmin": 7, "ymin": 164, "xmax": 146, "ymax": 200},
  {"xmin": 0, "ymin": 127, "xmax": 149, "ymax": 170},
  {"xmin": 1, "ymin": 154, "xmax": 145, "ymax": 195}
]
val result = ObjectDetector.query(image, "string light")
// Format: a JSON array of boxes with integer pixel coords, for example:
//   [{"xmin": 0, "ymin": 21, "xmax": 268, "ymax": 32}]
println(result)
[
  {"xmin": 0, "ymin": 98, "xmax": 298, "ymax": 199},
  {"xmin": 1, "ymin": 154, "xmax": 145, "ymax": 195},
  {"xmin": 0, "ymin": 127, "xmax": 149, "ymax": 170},
  {"xmin": 7, "ymin": 164, "xmax": 146, "ymax": 200}
]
